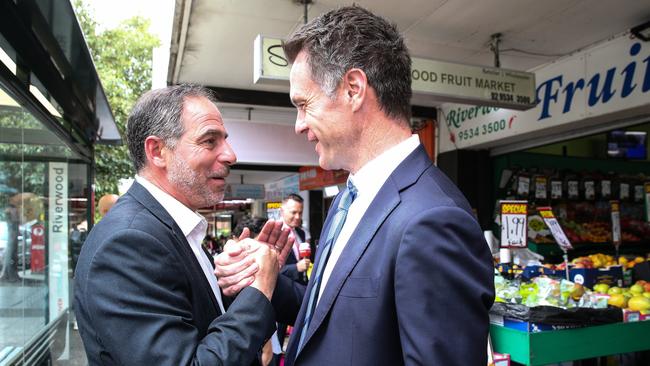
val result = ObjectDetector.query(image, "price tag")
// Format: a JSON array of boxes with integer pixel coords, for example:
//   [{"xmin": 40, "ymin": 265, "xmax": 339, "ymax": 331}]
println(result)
[
  {"xmin": 584, "ymin": 181, "xmax": 595, "ymax": 200},
  {"xmin": 517, "ymin": 176, "xmax": 530, "ymax": 197},
  {"xmin": 568, "ymin": 181, "xmax": 579, "ymax": 199},
  {"xmin": 551, "ymin": 181, "xmax": 562, "ymax": 199},
  {"xmin": 500, "ymin": 200, "xmax": 528, "ymax": 248},
  {"xmin": 538, "ymin": 207, "xmax": 572, "ymax": 251},
  {"xmin": 534, "ymin": 177, "xmax": 547, "ymax": 199},
  {"xmin": 601, "ymin": 180, "xmax": 611, "ymax": 198},
  {"xmin": 635, "ymin": 185, "xmax": 644, "ymax": 202},
  {"xmin": 645, "ymin": 183, "xmax": 650, "ymax": 222},
  {"xmin": 611, "ymin": 201, "xmax": 621, "ymax": 245},
  {"xmin": 620, "ymin": 183, "xmax": 629, "ymax": 200}
]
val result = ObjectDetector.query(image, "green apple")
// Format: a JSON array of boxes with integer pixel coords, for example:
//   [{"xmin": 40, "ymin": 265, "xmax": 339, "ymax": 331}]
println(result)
[
  {"xmin": 630, "ymin": 284, "xmax": 645, "ymax": 294},
  {"xmin": 593, "ymin": 283, "xmax": 610, "ymax": 294},
  {"xmin": 607, "ymin": 287, "xmax": 623, "ymax": 295}
]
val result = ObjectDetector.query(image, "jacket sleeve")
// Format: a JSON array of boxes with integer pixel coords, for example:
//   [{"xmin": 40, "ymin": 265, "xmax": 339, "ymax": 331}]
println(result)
[
  {"xmin": 81, "ymin": 228, "xmax": 275, "ymax": 366},
  {"xmin": 271, "ymin": 273, "xmax": 306, "ymax": 326},
  {"xmin": 280, "ymin": 263, "xmax": 301, "ymax": 282},
  {"xmin": 394, "ymin": 206, "xmax": 494, "ymax": 365}
]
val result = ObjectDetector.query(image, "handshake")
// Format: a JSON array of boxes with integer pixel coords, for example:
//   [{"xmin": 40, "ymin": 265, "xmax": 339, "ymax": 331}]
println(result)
[{"xmin": 214, "ymin": 220, "xmax": 294, "ymax": 300}]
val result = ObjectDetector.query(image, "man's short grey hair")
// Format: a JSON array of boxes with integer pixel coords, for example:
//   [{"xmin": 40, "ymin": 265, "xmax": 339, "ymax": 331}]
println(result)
[
  {"xmin": 126, "ymin": 84, "xmax": 217, "ymax": 172},
  {"xmin": 282, "ymin": 5, "xmax": 412, "ymax": 123}
]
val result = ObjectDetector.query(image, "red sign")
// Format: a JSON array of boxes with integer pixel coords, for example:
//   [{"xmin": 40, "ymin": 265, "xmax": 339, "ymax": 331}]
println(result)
[
  {"xmin": 30, "ymin": 223, "xmax": 46, "ymax": 273},
  {"xmin": 299, "ymin": 166, "xmax": 348, "ymax": 191}
]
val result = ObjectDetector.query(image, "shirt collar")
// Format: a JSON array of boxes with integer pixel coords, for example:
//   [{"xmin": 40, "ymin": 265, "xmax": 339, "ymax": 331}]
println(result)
[
  {"xmin": 349, "ymin": 135, "xmax": 420, "ymax": 198},
  {"xmin": 135, "ymin": 175, "xmax": 205, "ymax": 237}
]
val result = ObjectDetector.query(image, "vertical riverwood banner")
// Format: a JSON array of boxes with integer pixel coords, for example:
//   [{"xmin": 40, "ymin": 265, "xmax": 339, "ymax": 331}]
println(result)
[{"xmin": 48, "ymin": 162, "xmax": 69, "ymax": 321}]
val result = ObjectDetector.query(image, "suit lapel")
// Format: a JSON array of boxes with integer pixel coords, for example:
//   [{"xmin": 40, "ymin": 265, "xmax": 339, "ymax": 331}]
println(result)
[
  {"xmin": 300, "ymin": 180, "xmax": 400, "ymax": 348},
  {"xmin": 296, "ymin": 146, "xmax": 433, "ymax": 354},
  {"xmin": 127, "ymin": 182, "xmax": 222, "ymax": 316}
]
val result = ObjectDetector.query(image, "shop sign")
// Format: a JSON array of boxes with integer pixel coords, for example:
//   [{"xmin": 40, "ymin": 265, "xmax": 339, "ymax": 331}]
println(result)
[
  {"xmin": 551, "ymin": 180, "xmax": 563, "ymax": 199},
  {"xmin": 253, "ymin": 35, "xmax": 536, "ymax": 110},
  {"xmin": 266, "ymin": 201, "xmax": 281, "ymax": 221},
  {"xmin": 611, "ymin": 201, "xmax": 621, "ymax": 245},
  {"xmin": 440, "ymin": 35, "xmax": 650, "ymax": 152},
  {"xmin": 253, "ymin": 35, "xmax": 290, "ymax": 84},
  {"xmin": 645, "ymin": 183, "xmax": 650, "ymax": 222},
  {"xmin": 534, "ymin": 176, "xmax": 547, "ymax": 199},
  {"xmin": 265, "ymin": 174, "xmax": 300, "ymax": 201},
  {"xmin": 411, "ymin": 58, "xmax": 535, "ymax": 110},
  {"xmin": 48, "ymin": 162, "xmax": 69, "ymax": 322},
  {"xmin": 500, "ymin": 200, "xmax": 527, "ymax": 248},
  {"xmin": 619, "ymin": 183, "xmax": 630, "ymax": 200},
  {"xmin": 299, "ymin": 166, "xmax": 348, "ymax": 191},
  {"xmin": 224, "ymin": 184, "xmax": 265, "ymax": 199},
  {"xmin": 538, "ymin": 207, "xmax": 572, "ymax": 251}
]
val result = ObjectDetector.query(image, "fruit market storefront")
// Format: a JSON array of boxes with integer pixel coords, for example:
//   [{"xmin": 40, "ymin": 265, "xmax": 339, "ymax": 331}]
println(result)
[
  {"xmin": 0, "ymin": 1, "xmax": 118, "ymax": 364},
  {"xmin": 437, "ymin": 32, "xmax": 650, "ymax": 365}
]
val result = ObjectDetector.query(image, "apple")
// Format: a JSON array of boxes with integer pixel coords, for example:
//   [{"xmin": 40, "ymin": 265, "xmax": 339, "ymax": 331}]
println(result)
[
  {"xmin": 608, "ymin": 293, "xmax": 628, "ymax": 308},
  {"xmin": 630, "ymin": 284, "xmax": 645, "ymax": 295},
  {"xmin": 607, "ymin": 287, "xmax": 623, "ymax": 295},
  {"xmin": 628, "ymin": 295, "xmax": 650, "ymax": 312},
  {"xmin": 593, "ymin": 283, "xmax": 610, "ymax": 294}
]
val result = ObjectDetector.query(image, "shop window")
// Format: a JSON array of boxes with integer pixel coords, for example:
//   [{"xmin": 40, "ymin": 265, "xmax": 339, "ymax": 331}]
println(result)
[{"xmin": 0, "ymin": 82, "xmax": 89, "ymax": 356}]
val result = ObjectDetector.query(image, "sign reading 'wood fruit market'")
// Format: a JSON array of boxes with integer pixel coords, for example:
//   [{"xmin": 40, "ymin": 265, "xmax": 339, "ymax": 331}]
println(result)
[{"xmin": 253, "ymin": 35, "xmax": 536, "ymax": 110}]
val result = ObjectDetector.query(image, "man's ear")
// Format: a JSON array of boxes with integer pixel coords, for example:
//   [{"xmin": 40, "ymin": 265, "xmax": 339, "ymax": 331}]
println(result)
[
  {"xmin": 343, "ymin": 68, "xmax": 367, "ymax": 112},
  {"xmin": 143, "ymin": 136, "xmax": 168, "ymax": 168}
]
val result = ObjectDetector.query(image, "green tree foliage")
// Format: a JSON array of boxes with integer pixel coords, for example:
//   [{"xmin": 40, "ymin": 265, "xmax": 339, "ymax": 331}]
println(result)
[{"xmin": 73, "ymin": 0, "xmax": 160, "ymax": 197}]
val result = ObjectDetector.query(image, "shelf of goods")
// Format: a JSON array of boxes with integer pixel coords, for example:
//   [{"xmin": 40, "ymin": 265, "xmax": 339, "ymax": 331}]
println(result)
[{"xmin": 490, "ymin": 321, "xmax": 650, "ymax": 366}]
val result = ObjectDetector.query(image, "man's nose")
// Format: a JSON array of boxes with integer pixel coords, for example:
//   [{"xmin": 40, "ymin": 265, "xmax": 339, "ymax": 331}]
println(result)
[
  {"xmin": 219, "ymin": 141, "xmax": 237, "ymax": 166},
  {"xmin": 295, "ymin": 115, "xmax": 307, "ymax": 135}
]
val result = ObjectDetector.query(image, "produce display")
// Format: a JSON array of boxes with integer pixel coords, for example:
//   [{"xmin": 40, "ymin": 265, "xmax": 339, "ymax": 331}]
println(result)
[
  {"xmin": 495, "ymin": 274, "xmax": 650, "ymax": 314},
  {"xmin": 499, "ymin": 167, "xmax": 650, "ymax": 246},
  {"xmin": 495, "ymin": 252, "xmax": 650, "ymax": 318}
]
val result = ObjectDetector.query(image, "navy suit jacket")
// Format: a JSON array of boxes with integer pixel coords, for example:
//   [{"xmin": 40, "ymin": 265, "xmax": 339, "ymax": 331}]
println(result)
[
  {"xmin": 284, "ymin": 146, "xmax": 495, "ymax": 365},
  {"xmin": 74, "ymin": 182, "xmax": 276, "ymax": 365}
]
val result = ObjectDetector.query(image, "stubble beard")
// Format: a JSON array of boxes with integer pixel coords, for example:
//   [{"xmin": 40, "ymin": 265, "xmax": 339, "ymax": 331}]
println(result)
[{"xmin": 167, "ymin": 156, "xmax": 225, "ymax": 209}]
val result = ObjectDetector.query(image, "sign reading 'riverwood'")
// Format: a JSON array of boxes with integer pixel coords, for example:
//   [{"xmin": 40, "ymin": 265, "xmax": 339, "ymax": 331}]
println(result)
[
  {"xmin": 253, "ymin": 35, "xmax": 537, "ymax": 110},
  {"xmin": 439, "ymin": 34, "xmax": 650, "ymax": 153}
]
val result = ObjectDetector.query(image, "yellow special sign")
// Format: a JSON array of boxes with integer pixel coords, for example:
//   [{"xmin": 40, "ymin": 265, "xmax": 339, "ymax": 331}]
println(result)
[
  {"xmin": 539, "ymin": 209, "xmax": 555, "ymax": 219},
  {"xmin": 501, "ymin": 203, "xmax": 527, "ymax": 215},
  {"xmin": 266, "ymin": 202, "xmax": 281, "ymax": 209},
  {"xmin": 611, "ymin": 202, "xmax": 620, "ymax": 212}
]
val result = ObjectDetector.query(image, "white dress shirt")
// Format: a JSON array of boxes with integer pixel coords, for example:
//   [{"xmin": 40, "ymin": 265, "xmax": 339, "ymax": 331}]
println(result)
[
  {"xmin": 318, "ymin": 135, "xmax": 420, "ymax": 302},
  {"xmin": 135, "ymin": 175, "xmax": 226, "ymax": 313}
]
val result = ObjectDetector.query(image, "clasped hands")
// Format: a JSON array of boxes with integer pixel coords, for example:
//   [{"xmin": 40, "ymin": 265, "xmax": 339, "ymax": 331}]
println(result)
[{"xmin": 214, "ymin": 220, "xmax": 293, "ymax": 300}]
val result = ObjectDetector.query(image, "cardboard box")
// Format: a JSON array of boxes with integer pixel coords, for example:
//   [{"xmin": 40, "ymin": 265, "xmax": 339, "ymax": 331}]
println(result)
[
  {"xmin": 490, "ymin": 314, "xmax": 584, "ymax": 333},
  {"xmin": 535, "ymin": 266, "xmax": 624, "ymax": 289},
  {"xmin": 569, "ymin": 266, "xmax": 623, "ymax": 288},
  {"xmin": 633, "ymin": 261, "xmax": 650, "ymax": 281}
]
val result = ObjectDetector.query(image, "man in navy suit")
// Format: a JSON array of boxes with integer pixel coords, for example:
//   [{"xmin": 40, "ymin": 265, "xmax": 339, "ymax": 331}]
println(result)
[
  {"xmin": 74, "ymin": 85, "xmax": 295, "ymax": 365},
  {"xmin": 220, "ymin": 6, "xmax": 495, "ymax": 365},
  {"xmin": 280, "ymin": 193, "xmax": 311, "ymax": 286}
]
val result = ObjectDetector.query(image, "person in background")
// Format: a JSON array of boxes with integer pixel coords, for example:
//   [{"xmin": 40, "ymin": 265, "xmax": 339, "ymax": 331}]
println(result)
[
  {"xmin": 74, "ymin": 84, "xmax": 293, "ymax": 366},
  {"xmin": 279, "ymin": 193, "xmax": 312, "ymax": 285},
  {"xmin": 97, "ymin": 193, "xmax": 119, "ymax": 217},
  {"xmin": 217, "ymin": 6, "xmax": 494, "ymax": 365}
]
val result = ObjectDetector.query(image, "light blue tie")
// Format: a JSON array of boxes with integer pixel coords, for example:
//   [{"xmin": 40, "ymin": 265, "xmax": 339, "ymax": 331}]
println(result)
[{"xmin": 296, "ymin": 181, "xmax": 357, "ymax": 354}]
